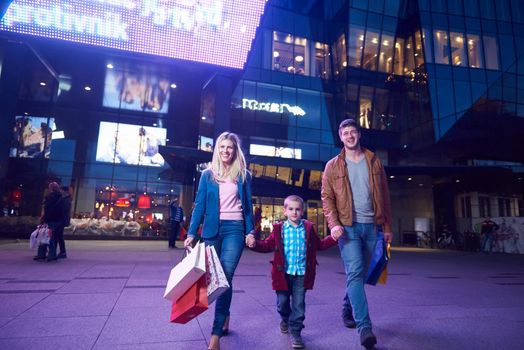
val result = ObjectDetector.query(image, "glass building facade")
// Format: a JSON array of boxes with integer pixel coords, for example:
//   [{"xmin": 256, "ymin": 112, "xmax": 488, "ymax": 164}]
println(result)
[{"xmin": 0, "ymin": 0, "xmax": 523, "ymax": 244}]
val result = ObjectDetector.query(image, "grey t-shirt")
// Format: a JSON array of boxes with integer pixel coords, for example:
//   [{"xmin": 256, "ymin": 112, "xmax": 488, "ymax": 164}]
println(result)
[{"xmin": 346, "ymin": 157, "xmax": 375, "ymax": 223}]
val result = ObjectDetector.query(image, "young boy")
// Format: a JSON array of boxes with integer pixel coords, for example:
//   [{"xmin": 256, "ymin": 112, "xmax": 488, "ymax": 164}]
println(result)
[{"xmin": 246, "ymin": 195, "xmax": 337, "ymax": 349}]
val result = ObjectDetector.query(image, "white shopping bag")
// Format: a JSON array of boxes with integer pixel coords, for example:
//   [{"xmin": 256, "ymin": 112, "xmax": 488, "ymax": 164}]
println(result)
[
  {"xmin": 29, "ymin": 225, "xmax": 51, "ymax": 249},
  {"xmin": 163, "ymin": 241, "xmax": 206, "ymax": 301},
  {"xmin": 205, "ymin": 245, "xmax": 230, "ymax": 305}
]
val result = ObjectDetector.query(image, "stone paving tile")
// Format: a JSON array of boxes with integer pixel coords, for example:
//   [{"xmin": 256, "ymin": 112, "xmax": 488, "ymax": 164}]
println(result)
[
  {"xmin": 95, "ymin": 306, "xmax": 204, "ymax": 345},
  {"xmin": 55, "ymin": 278, "xmax": 127, "ymax": 294},
  {"xmin": 93, "ymin": 340, "xmax": 207, "ymax": 350},
  {"xmin": 20, "ymin": 293, "xmax": 120, "ymax": 318},
  {"xmin": 0, "ymin": 293, "xmax": 49, "ymax": 317},
  {"xmin": 0, "ymin": 316, "xmax": 107, "ymax": 338},
  {"xmin": 0, "ymin": 335, "xmax": 97, "ymax": 350}
]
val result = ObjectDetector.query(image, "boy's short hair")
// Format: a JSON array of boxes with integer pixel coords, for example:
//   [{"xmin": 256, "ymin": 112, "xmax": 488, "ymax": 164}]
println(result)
[
  {"xmin": 338, "ymin": 118, "xmax": 361, "ymax": 134},
  {"xmin": 284, "ymin": 195, "xmax": 305, "ymax": 209}
]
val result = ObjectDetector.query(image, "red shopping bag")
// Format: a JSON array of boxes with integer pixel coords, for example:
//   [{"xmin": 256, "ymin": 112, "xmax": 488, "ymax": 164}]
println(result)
[{"xmin": 170, "ymin": 275, "xmax": 209, "ymax": 324}]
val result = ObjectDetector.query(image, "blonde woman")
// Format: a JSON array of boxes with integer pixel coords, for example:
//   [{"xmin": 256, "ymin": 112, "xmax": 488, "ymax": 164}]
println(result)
[{"xmin": 184, "ymin": 132, "xmax": 254, "ymax": 350}]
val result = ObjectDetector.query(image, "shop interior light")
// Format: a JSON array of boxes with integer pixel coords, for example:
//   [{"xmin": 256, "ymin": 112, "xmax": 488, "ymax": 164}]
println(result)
[
  {"xmin": 408, "ymin": 177, "xmax": 413, "ymax": 181},
  {"xmin": 295, "ymin": 55, "xmax": 303, "ymax": 62},
  {"xmin": 39, "ymin": 82, "xmax": 46, "ymax": 86},
  {"xmin": 273, "ymin": 51, "xmax": 279, "ymax": 58},
  {"xmin": 170, "ymin": 83, "xmax": 177, "ymax": 89},
  {"xmin": 84, "ymin": 86, "xmax": 91, "ymax": 91},
  {"xmin": 137, "ymin": 194, "xmax": 151, "ymax": 209},
  {"xmin": 106, "ymin": 63, "xmax": 114, "ymax": 69}
]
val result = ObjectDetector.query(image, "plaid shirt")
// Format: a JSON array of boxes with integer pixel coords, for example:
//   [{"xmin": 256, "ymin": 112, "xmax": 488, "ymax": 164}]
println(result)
[{"xmin": 282, "ymin": 220, "xmax": 307, "ymax": 276}]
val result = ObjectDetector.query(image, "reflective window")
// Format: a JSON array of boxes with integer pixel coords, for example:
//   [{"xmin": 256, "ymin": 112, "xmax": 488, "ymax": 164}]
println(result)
[
  {"xmin": 414, "ymin": 31, "xmax": 424, "ymax": 67},
  {"xmin": 434, "ymin": 30, "xmax": 450, "ymax": 64},
  {"xmin": 314, "ymin": 42, "xmax": 330, "ymax": 79},
  {"xmin": 273, "ymin": 32, "xmax": 307, "ymax": 75},
  {"xmin": 359, "ymin": 86, "xmax": 374, "ymax": 129},
  {"xmin": 405, "ymin": 35, "xmax": 415, "ymax": 74},
  {"xmin": 483, "ymin": 35, "xmax": 499, "ymax": 70},
  {"xmin": 378, "ymin": 33, "xmax": 394, "ymax": 73},
  {"xmin": 422, "ymin": 29, "xmax": 433, "ymax": 63},
  {"xmin": 334, "ymin": 33, "xmax": 347, "ymax": 74},
  {"xmin": 467, "ymin": 34, "xmax": 484, "ymax": 68},
  {"xmin": 348, "ymin": 26, "xmax": 365, "ymax": 68},
  {"xmin": 450, "ymin": 32, "xmax": 467, "ymax": 66},
  {"xmin": 394, "ymin": 38, "xmax": 405, "ymax": 74},
  {"xmin": 363, "ymin": 29, "xmax": 380, "ymax": 71},
  {"xmin": 374, "ymin": 88, "xmax": 391, "ymax": 130}
]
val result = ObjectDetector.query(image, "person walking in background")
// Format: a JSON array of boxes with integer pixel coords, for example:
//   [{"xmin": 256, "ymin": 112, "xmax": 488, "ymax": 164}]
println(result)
[
  {"xmin": 481, "ymin": 216, "xmax": 499, "ymax": 253},
  {"xmin": 321, "ymin": 118, "xmax": 393, "ymax": 349},
  {"xmin": 57, "ymin": 186, "xmax": 72, "ymax": 259},
  {"xmin": 184, "ymin": 132, "xmax": 254, "ymax": 350},
  {"xmin": 34, "ymin": 182, "xmax": 64, "ymax": 262},
  {"xmin": 168, "ymin": 198, "xmax": 185, "ymax": 248},
  {"xmin": 246, "ymin": 195, "xmax": 337, "ymax": 349}
]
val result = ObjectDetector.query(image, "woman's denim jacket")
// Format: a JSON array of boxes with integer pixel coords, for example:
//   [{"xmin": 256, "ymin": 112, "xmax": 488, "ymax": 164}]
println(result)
[{"xmin": 187, "ymin": 168, "xmax": 254, "ymax": 239}]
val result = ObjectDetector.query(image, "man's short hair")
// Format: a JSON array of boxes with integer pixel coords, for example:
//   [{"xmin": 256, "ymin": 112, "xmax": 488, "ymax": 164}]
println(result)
[
  {"xmin": 284, "ymin": 195, "xmax": 305, "ymax": 209},
  {"xmin": 338, "ymin": 118, "xmax": 361, "ymax": 134}
]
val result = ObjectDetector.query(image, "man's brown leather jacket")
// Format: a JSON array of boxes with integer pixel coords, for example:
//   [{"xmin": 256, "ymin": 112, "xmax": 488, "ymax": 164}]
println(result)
[{"xmin": 321, "ymin": 147, "xmax": 392, "ymax": 233}]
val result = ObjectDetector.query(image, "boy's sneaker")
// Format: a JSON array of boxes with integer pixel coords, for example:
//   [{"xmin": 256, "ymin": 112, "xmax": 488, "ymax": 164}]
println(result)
[
  {"xmin": 360, "ymin": 328, "xmax": 377, "ymax": 349},
  {"xmin": 342, "ymin": 309, "xmax": 356, "ymax": 328},
  {"xmin": 291, "ymin": 333, "xmax": 305, "ymax": 349},
  {"xmin": 279, "ymin": 321, "xmax": 289, "ymax": 334}
]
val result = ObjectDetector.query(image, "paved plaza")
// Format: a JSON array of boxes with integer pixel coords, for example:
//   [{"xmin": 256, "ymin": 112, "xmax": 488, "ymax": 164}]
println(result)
[{"xmin": 0, "ymin": 239, "xmax": 523, "ymax": 349}]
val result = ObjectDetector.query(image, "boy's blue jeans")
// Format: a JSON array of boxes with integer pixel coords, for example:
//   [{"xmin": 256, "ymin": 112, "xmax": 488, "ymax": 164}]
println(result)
[
  {"xmin": 338, "ymin": 222, "xmax": 377, "ymax": 334},
  {"xmin": 204, "ymin": 220, "xmax": 245, "ymax": 337},
  {"xmin": 277, "ymin": 274, "xmax": 306, "ymax": 335}
]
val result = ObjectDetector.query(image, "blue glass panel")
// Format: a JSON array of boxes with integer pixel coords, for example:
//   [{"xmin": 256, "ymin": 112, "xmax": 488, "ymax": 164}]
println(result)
[
  {"xmin": 454, "ymin": 80, "xmax": 472, "ymax": 113},
  {"xmin": 436, "ymin": 79, "xmax": 455, "ymax": 119}
]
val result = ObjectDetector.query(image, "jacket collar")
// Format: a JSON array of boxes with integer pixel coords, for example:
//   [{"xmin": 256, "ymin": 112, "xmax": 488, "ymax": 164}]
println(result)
[{"xmin": 337, "ymin": 147, "xmax": 375, "ymax": 165}]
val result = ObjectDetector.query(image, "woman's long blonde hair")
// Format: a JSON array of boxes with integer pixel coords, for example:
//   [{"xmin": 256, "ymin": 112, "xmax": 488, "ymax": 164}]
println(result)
[{"xmin": 210, "ymin": 132, "xmax": 247, "ymax": 183}]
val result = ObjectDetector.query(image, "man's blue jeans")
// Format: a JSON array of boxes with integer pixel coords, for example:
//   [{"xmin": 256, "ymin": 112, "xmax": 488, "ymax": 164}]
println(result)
[
  {"xmin": 338, "ymin": 222, "xmax": 377, "ymax": 334},
  {"xmin": 204, "ymin": 220, "xmax": 245, "ymax": 336},
  {"xmin": 276, "ymin": 274, "xmax": 306, "ymax": 335}
]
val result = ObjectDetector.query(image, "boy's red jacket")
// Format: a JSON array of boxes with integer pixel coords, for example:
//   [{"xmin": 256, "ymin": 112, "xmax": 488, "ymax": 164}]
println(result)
[{"xmin": 252, "ymin": 220, "xmax": 337, "ymax": 291}]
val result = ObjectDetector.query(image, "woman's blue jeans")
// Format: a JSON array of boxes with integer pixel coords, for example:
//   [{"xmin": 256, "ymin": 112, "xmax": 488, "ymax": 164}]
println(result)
[
  {"xmin": 204, "ymin": 220, "xmax": 245, "ymax": 336},
  {"xmin": 338, "ymin": 223, "xmax": 377, "ymax": 334}
]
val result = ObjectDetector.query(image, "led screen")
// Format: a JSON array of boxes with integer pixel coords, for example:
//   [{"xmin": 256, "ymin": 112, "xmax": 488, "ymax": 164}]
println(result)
[
  {"xmin": 0, "ymin": 0, "xmax": 267, "ymax": 69},
  {"xmin": 198, "ymin": 135, "xmax": 213, "ymax": 152},
  {"xmin": 10, "ymin": 116, "xmax": 55, "ymax": 158},
  {"xmin": 96, "ymin": 121, "xmax": 166, "ymax": 167},
  {"xmin": 250, "ymin": 144, "xmax": 302, "ymax": 159},
  {"xmin": 103, "ymin": 65, "xmax": 170, "ymax": 113}
]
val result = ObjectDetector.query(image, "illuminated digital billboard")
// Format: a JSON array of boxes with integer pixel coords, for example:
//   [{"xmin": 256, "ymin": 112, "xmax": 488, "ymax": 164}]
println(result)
[
  {"xmin": 96, "ymin": 121, "xmax": 166, "ymax": 167},
  {"xmin": 0, "ymin": 0, "xmax": 267, "ymax": 69}
]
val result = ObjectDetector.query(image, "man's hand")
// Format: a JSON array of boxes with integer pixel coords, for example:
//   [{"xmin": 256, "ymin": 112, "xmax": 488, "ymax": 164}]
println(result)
[
  {"xmin": 330, "ymin": 225, "xmax": 344, "ymax": 241},
  {"xmin": 184, "ymin": 236, "xmax": 194, "ymax": 249},
  {"xmin": 383, "ymin": 232, "xmax": 393, "ymax": 243},
  {"xmin": 245, "ymin": 234, "xmax": 256, "ymax": 248}
]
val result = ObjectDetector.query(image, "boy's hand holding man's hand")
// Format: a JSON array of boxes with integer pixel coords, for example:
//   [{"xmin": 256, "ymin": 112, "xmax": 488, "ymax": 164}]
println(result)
[
  {"xmin": 245, "ymin": 233, "xmax": 256, "ymax": 248},
  {"xmin": 330, "ymin": 225, "xmax": 344, "ymax": 241}
]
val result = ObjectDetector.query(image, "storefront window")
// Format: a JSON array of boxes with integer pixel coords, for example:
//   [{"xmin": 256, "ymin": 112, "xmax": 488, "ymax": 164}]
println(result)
[
  {"xmin": 363, "ymin": 29, "xmax": 380, "ymax": 71},
  {"xmin": 378, "ymin": 33, "xmax": 394, "ymax": 73},
  {"xmin": 467, "ymin": 34, "xmax": 484, "ymax": 68},
  {"xmin": 433, "ymin": 30, "xmax": 450, "ymax": 64},
  {"xmin": 348, "ymin": 26, "xmax": 365, "ymax": 68},
  {"xmin": 450, "ymin": 32, "xmax": 467, "ymax": 66},
  {"xmin": 483, "ymin": 35, "xmax": 500, "ymax": 70},
  {"xmin": 373, "ymin": 88, "xmax": 391, "ymax": 130}
]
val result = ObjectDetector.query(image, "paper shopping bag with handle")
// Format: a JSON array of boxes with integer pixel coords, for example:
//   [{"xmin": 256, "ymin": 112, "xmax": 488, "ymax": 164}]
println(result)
[
  {"xmin": 205, "ymin": 245, "xmax": 230, "ymax": 305},
  {"xmin": 164, "ymin": 241, "xmax": 206, "ymax": 301},
  {"xmin": 170, "ymin": 275, "xmax": 209, "ymax": 324}
]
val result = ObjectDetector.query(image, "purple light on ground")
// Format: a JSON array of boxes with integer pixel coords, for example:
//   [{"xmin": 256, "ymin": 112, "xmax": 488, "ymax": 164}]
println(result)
[{"xmin": 0, "ymin": 0, "xmax": 267, "ymax": 69}]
